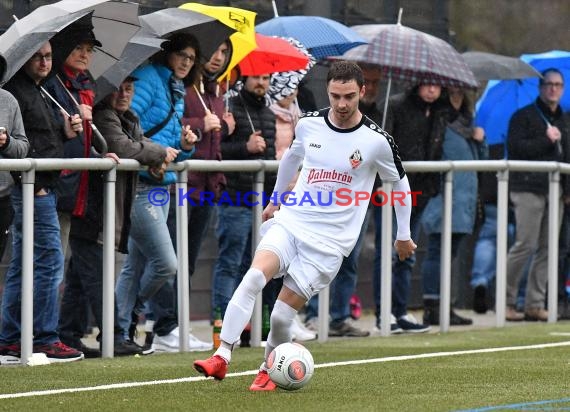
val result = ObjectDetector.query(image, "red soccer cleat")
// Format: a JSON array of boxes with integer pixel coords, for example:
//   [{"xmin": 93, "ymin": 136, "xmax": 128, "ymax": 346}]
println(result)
[
  {"xmin": 193, "ymin": 355, "xmax": 228, "ymax": 380},
  {"xmin": 249, "ymin": 370, "xmax": 276, "ymax": 391}
]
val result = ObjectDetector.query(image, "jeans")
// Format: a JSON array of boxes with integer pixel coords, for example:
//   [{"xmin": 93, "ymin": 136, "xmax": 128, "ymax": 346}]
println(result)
[
  {"xmin": 212, "ymin": 205, "xmax": 252, "ymax": 318},
  {"xmin": 373, "ymin": 207, "xmax": 423, "ymax": 318},
  {"xmin": 0, "ymin": 187, "xmax": 64, "ymax": 345},
  {"xmin": 115, "ymin": 185, "xmax": 178, "ymax": 339},
  {"xmin": 305, "ymin": 212, "xmax": 369, "ymax": 324},
  {"xmin": 471, "ymin": 204, "xmax": 514, "ymax": 288},
  {"xmin": 422, "ymin": 232, "xmax": 465, "ymax": 299}
]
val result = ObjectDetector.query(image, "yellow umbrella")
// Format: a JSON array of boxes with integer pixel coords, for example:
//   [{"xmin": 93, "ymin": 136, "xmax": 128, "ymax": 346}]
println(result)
[{"xmin": 179, "ymin": 3, "xmax": 257, "ymax": 81}]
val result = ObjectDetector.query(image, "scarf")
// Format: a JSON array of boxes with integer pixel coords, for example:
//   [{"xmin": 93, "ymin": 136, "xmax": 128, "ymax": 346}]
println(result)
[
  {"xmin": 169, "ymin": 76, "xmax": 186, "ymax": 101},
  {"xmin": 60, "ymin": 66, "xmax": 96, "ymax": 218}
]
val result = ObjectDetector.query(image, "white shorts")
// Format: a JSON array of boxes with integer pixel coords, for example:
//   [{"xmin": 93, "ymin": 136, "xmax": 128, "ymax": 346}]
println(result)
[{"xmin": 257, "ymin": 219, "xmax": 344, "ymax": 300}]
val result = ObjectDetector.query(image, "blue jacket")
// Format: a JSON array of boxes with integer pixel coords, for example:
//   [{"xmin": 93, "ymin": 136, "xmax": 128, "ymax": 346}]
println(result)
[{"xmin": 131, "ymin": 63, "xmax": 194, "ymax": 185}]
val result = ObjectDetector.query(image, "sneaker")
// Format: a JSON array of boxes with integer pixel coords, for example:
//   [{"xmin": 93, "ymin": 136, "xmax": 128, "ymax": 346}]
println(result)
[
  {"xmin": 79, "ymin": 343, "xmax": 101, "ymax": 359},
  {"xmin": 153, "ymin": 327, "xmax": 213, "ymax": 352},
  {"xmin": 189, "ymin": 333, "xmax": 214, "ymax": 352},
  {"xmin": 473, "ymin": 285, "xmax": 488, "ymax": 314},
  {"xmin": 349, "ymin": 294, "xmax": 362, "ymax": 320},
  {"xmin": 33, "ymin": 341, "xmax": 84, "ymax": 363},
  {"xmin": 114, "ymin": 340, "xmax": 143, "ymax": 357},
  {"xmin": 450, "ymin": 310, "xmax": 473, "ymax": 326},
  {"xmin": 506, "ymin": 306, "xmax": 524, "ymax": 321},
  {"xmin": 374, "ymin": 314, "xmax": 403, "ymax": 334},
  {"xmin": 329, "ymin": 319, "xmax": 370, "ymax": 337},
  {"xmin": 249, "ymin": 370, "xmax": 276, "ymax": 391},
  {"xmin": 193, "ymin": 355, "xmax": 228, "ymax": 380},
  {"xmin": 0, "ymin": 343, "xmax": 21, "ymax": 365},
  {"xmin": 424, "ymin": 307, "xmax": 473, "ymax": 326},
  {"xmin": 291, "ymin": 315, "xmax": 317, "ymax": 342},
  {"xmin": 397, "ymin": 314, "xmax": 431, "ymax": 333}
]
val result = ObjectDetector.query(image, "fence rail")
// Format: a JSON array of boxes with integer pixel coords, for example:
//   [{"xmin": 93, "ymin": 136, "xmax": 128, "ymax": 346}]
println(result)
[{"xmin": 3, "ymin": 158, "xmax": 566, "ymax": 364}]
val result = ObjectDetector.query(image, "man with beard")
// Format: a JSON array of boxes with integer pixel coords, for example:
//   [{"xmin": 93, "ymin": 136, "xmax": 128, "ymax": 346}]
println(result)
[{"xmin": 1, "ymin": 41, "xmax": 83, "ymax": 363}]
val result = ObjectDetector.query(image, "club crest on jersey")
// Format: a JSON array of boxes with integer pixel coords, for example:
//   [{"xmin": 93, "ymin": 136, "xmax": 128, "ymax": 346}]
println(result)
[{"xmin": 349, "ymin": 149, "xmax": 362, "ymax": 169}]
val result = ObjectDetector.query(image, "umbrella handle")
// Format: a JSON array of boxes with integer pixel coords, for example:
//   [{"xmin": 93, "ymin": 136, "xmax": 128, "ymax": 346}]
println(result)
[{"xmin": 90, "ymin": 121, "xmax": 109, "ymax": 156}]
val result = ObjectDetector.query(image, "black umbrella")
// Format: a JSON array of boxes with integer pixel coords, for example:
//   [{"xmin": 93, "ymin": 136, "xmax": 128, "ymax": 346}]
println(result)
[
  {"xmin": 462, "ymin": 51, "xmax": 541, "ymax": 81},
  {"xmin": 139, "ymin": 8, "xmax": 237, "ymax": 65},
  {"xmin": 94, "ymin": 29, "xmax": 163, "ymax": 103}
]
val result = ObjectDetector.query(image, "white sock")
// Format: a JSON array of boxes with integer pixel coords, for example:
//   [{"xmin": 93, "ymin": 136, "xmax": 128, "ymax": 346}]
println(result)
[
  {"xmin": 214, "ymin": 344, "xmax": 232, "ymax": 364},
  {"xmin": 264, "ymin": 300, "xmax": 297, "ymax": 363},
  {"xmin": 217, "ymin": 268, "xmax": 266, "ymax": 363}
]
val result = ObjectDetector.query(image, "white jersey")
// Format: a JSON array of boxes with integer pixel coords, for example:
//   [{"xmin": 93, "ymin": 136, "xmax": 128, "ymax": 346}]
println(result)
[{"xmin": 274, "ymin": 108, "xmax": 405, "ymax": 256}]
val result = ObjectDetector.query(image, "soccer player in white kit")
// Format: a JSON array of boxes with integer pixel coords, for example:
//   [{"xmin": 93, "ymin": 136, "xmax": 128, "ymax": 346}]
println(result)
[{"xmin": 194, "ymin": 61, "xmax": 417, "ymax": 390}]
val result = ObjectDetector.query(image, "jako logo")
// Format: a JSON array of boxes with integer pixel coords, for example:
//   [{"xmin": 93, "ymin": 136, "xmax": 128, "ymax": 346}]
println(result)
[
  {"xmin": 309, "ymin": 143, "xmax": 321, "ymax": 148},
  {"xmin": 277, "ymin": 355, "xmax": 286, "ymax": 371}
]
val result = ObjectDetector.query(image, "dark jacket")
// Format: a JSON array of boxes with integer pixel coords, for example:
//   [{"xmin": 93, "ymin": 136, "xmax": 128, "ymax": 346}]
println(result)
[
  {"xmin": 182, "ymin": 76, "xmax": 227, "ymax": 201},
  {"xmin": 382, "ymin": 89, "xmax": 444, "ymax": 211},
  {"xmin": 422, "ymin": 103, "xmax": 485, "ymax": 235},
  {"xmin": 43, "ymin": 67, "xmax": 99, "ymax": 214},
  {"xmin": 71, "ymin": 103, "xmax": 166, "ymax": 252},
  {"xmin": 3, "ymin": 71, "xmax": 66, "ymax": 190},
  {"xmin": 507, "ymin": 98, "xmax": 570, "ymax": 195},
  {"xmin": 222, "ymin": 89, "xmax": 276, "ymax": 205}
]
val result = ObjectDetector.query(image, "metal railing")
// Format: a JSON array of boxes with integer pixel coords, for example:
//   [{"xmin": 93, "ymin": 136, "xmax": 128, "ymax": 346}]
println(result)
[{"xmin": 2, "ymin": 157, "xmax": 568, "ymax": 364}]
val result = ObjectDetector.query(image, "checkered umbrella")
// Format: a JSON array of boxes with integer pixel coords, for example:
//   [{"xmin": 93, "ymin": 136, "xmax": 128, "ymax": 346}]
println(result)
[{"xmin": 342, "ymin": 23, "xmax": 478, "ymax": 89}]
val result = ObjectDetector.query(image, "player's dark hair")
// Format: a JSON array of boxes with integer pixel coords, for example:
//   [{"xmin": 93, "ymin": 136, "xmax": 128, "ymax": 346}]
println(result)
[{"xmin": 327, "ymin": 61, "xmax": 364, "ymax": 88}]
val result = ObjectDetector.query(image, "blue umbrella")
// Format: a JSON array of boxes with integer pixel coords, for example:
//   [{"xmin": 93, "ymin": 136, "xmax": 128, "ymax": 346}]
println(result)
[
  {"xmin": 476, "ymin": 50, "xmax": 570, "ymax": 145},
  {"xmin": 256, "ymin": 15, "xmax": 366, "ymax": 59}
]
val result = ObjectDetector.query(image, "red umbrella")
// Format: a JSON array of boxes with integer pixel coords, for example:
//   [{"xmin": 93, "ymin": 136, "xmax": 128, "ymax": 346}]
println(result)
[{"xmin": 238, "ymin": 33, "xmax": 310, "ymax": 76}]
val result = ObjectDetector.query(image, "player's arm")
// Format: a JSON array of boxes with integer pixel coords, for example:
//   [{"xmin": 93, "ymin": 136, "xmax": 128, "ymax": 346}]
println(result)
[
  {"xmin": 262, "ymin": 148, "xmax": 303, "ymax": 221},
  {"xmin": 392, "ymin": 175, "xmax": 417, "ymax": 260}
]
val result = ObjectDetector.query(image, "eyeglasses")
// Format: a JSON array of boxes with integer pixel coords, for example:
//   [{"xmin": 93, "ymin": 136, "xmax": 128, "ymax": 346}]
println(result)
[
  {"xmin": 542, "ymin": 82, "xmax": 564, "ymax": 89},
  {"xmin": 30, "ymin": 53, "xmax": 52, "ymax": 63},
  {"xmin": 174, "ymin": 51, "xmax": 196, "ymax": 63}
]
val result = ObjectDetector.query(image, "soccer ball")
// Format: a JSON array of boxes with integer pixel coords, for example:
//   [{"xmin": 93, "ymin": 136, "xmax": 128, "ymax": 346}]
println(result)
[{"xmin": 267, "ymin": 342, "xmax": 314, "ymax": 390}]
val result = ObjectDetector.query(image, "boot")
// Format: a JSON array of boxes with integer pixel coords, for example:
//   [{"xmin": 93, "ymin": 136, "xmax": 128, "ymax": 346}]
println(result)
[{"xmin": 423, "ymin": 299, "xmax": 439, "ymax": 325}]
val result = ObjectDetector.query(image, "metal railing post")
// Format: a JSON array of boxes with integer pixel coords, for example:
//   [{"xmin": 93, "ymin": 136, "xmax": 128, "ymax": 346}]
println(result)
[
  {"xmin": 20, "ymin": 168, "xmax": 35, "ymax": 365},
  {"xmin": 101, "ymin": 166, "xmax": 116, "ymax": 358},
  {"xmin": 379, "ymin": 182, "xmax": 393, "ymax": 337},
  {"xmin": 495, "ymin": 168, "xmax": 509, "ymax": 327},
  {"xmin": 251, "ymin": 165, "xmax": 265, "ymax": 347},
  {"xmin": 547, "ymin": 171, "xmax": 560, "ymax": 323},
  {"xmin": 439, "ymin": 170, "xmax": 453, "ymax": 332},
  {"xmin": 176, "ymin": 169, "xmax": 190, "ymax": 352}
]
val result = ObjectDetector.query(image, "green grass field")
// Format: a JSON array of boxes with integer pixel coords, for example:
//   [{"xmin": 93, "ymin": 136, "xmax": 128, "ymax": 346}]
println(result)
[{"xmin": 1, "ymin": 323, "xmax": 569, "ymax": 411}]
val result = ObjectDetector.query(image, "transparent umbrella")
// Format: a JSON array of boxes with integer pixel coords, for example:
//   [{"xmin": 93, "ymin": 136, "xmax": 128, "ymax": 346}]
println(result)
[{"xmin": 0, "ymin": 0, "xmax": 141, "ymax": 84}]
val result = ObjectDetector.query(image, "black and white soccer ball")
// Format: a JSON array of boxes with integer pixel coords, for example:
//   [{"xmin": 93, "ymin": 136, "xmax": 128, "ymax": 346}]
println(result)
[{"xmin": 267, "ymin": 342, "xmax": 314, "ymax": 390}]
